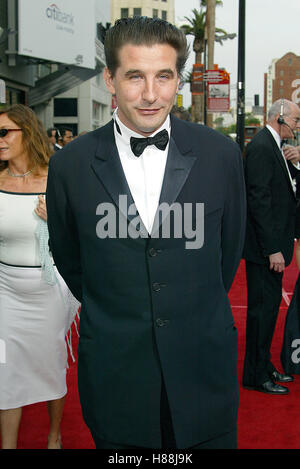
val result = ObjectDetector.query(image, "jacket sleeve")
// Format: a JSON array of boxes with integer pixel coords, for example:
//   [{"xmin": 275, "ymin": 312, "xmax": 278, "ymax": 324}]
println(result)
[
  {"xmin": 221, "ymin": 144, "xmax": 246, "ymax": 292},
  {"xmin": 46, "ymin": 157, "xmax": 82, "ymax": 302}
]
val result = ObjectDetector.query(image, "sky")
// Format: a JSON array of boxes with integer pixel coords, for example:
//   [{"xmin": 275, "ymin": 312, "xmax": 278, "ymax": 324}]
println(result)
[{"xmin": 174, "ymin": 0, "xmax": 300, "ymax": 110}]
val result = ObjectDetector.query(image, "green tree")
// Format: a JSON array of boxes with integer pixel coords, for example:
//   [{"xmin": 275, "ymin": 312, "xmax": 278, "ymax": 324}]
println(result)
[
  {"xmin": 181, "ymin": 9, "xmax": 206, "ymax": 65},
  {"xmin": 214, "ymin": 116, "xmax": 224, "ymax": 127},
  {"xmin": 245, "ymin": 113, "xmax": 261, "ymax": 126},
  {"xmin": 180, "ymin": 8, "xmax": 206, "ymax": 123},
  {"xmin": 200, "ymin": 0, "xmax": 223, "ymax": 6},
  {"xmin": 181, "ymin": 2, "xmax": 235, "ymax": 123}
]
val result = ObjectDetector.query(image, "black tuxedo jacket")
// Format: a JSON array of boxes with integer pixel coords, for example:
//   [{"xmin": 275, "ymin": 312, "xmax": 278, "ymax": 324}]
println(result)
[
  {"xmin": 243, "ymin": 126, "xmax": 298, "ymax": 266},
  {"xmin": 46, "ymin": 115, "xmax": 246, "ymax": 448}
]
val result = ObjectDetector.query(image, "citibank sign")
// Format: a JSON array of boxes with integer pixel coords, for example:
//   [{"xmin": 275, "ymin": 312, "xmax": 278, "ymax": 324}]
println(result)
[
  {"xmin": 46, "ymin": 3, "xmax": 74, "ymax": 26},
  {"xmin": 19, "ymin": 0, "xmax": 95, "ymax": 69}
]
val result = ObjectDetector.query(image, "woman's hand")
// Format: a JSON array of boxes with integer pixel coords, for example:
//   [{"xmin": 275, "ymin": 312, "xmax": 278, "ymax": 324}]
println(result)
[{"xmin": 35, "ymin": 194, "xmax": 47, "ymax": 221}]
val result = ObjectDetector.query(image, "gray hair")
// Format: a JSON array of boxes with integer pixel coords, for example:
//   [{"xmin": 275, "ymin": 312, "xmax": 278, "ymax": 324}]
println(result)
[{"xmin": 268, "ymin": 99, "xmax": 293, "ymax": 121}]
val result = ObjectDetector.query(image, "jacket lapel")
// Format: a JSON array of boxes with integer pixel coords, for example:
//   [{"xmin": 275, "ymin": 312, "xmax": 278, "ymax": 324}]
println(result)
[
  {"xmin": 151, "ymin": 118, "xmax": 197, "ymax": 236},
  {"xmin": 266, "ymin": 128, "xmax": 296, "ymax": 199},
  {"xmin": 90, "ymin": 120, "xmax": 146, "ymax": 230}
]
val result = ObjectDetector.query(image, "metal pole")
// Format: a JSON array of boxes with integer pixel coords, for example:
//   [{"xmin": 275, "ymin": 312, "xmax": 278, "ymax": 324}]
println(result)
[
  {"xmin": 206, "ymin": 0, "xmax": 216, "ymax": 128},
  {"xmin": 203, "ymin": 38, "xmax": 207, "ymax": 125},
  {"xmin": 236, "ymin": 0, "xmax": 246, "ymax": 152}
]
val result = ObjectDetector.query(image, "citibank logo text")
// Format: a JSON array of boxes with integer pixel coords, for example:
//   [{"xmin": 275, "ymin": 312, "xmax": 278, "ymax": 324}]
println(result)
[{"xmin": 46, "ymin": 3, "xmax": 74, "ymax": 26}]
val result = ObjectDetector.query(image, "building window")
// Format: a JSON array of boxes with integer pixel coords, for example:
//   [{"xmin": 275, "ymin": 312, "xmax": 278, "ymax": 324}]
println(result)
[
  {"xmin": 280, "ymin": 80, "xmax": 284, "ymax": 86},
  {"xmin": 133, "ymin": 8, "xmax": 142, "ymax": 17},
  {"xmin": 93, "ymin": 101, "xmax": 101, "ymax": 121},
  {"xmin": 37, "ymin": 64, "xmax": 52, "ymax": 80},
  {"xmin": 161, "ymin": 10, "xmax": 167, "ymax": 20},
  {"xmin": 121, "ymin": 8, "xmax": 129, "ymax": 18},
  {"xmin": 280, "ymin": 70, "xmax": 284, "ymax": 76},
  {"xmin": 288, "ymin": 58, "xmax": 293, "ymax": 66},
  {"xmin": 93, "ymin": 101, "xmax": 107, "ymax": 123},
  {"xmin": 153, "ymin": 9, "xmax": 158, "ymax": 18},
  {"xmin": 296, "ymin": 70, "xmax": 300, "ymax": 76},
  {"xmin": 54, "ymin": 98, "xmax": 78, "ymax": 117},
  {"xmin": 280, "ymin": 89, "xmax": 284, "ymax": 96},
  {"xmin": 6, "ymin": 87, "xmax": 26, "ymax": 105}
]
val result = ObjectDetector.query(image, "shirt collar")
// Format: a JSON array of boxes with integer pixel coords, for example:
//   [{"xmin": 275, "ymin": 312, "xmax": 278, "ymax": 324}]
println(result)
[
  {"xmin": 266, "ymin": 124, "xmax": 281, "ymax": 150},
  {"xmin": 113, "ymin": 108, "xmax": 171, "ymax": 150}
]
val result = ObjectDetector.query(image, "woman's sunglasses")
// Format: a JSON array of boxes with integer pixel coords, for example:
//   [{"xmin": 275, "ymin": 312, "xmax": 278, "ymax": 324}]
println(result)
[{"xmin": 0, "ymin": 129, "xmax": 22, "ymax": 138}]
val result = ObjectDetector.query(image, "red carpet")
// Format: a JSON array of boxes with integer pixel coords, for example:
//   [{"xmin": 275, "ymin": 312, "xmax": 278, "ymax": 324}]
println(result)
[
  {"xmin": 230, "ymin": 258, "xmax": 300, "ymax": 449},
  {"xmin": 10, "ymin": 253, "xmax": 300, "ymax": 448}
]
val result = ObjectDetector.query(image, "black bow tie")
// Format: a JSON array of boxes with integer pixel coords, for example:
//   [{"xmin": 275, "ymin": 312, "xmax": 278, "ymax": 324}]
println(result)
[{"xmin": 130, "ymin": 129, "xmax": 169, "ymax": 157}]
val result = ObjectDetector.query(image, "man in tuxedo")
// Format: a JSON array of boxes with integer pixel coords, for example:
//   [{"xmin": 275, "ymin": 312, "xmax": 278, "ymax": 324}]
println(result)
[
  {"xmin": 46, "ymin": 17, "xmax": 246, "ymax": 449},
  {"xmin": 60, "ymin": 127, "xmax": 74, "ymax": 147},
  {"xmin": 243, "ymin": 98, "xmax": 300, "ymax": 395}
]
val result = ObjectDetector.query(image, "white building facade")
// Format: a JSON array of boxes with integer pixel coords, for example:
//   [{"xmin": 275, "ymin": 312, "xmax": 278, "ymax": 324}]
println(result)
[
  {"xmin": 111, "ymin": 0, "xmax": 175, "ymax": 24},
  {"xmin": 265, "ymin": 58, "xmax": 277, "ymax": 119},
  {"xmin": 40, "ymin": 0, "xmax": 111, "ymax": 135}
]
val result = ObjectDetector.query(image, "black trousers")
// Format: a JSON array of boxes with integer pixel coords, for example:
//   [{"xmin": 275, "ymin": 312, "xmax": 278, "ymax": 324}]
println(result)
[
  {"xmin": 243, "ymin": 261, "xmax": 283, "ymax": 386},
  {"xmin": 92, "ymin": 429, "xmax": 237, "ymax": 450},
  {"xmin": 91, "ymin": 378, "xmax": 237, "ymax": 449}
]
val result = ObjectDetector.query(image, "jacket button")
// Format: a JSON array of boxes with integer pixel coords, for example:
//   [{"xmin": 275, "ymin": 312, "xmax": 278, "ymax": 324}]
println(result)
[
  {"xmin": 156, "ymin": 318, "xmax": 169, "ymax": 327},
  {"xmin": 152, "ymin": 282, "xmax": 161, "ymax": 292},
  {"xmin": 149, "ymin": 248, "xmax": 157, "ymax": 257}
]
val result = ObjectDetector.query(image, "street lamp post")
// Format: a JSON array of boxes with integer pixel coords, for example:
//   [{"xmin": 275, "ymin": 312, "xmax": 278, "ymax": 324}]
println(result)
[
  {"xmin": 203, "ymin": 38, "xmax": 207, "ymax": 125},
  {"xmin": 236, "ymin": 0, "xmax": 246, "ymax": 152}
]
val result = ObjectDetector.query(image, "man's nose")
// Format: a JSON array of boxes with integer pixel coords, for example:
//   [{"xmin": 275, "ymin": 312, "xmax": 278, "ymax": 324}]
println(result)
[{"xmin": 142, "ymin": 79, "xmax": 157, "ymax": 103}]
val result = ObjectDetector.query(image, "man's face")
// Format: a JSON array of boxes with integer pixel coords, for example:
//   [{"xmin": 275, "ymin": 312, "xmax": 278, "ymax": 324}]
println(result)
[
  {"xmin": 280, "ymin": 104, "xmax": 300, "ymax": 139},
  {"xmin": 62, "ymin": 130, "xmax": 73, "ymax": 146},
  {"xmin": 104, "ymin": 43, "xmax": 180, "ymax": 136}
]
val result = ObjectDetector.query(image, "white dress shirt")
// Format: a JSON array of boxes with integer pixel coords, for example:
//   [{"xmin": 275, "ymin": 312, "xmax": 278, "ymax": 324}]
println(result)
[
  {"xmin": 113, "ymin": 110, "xmax": 170, "ymax": 234},
  {"xmin": 266, "ymin": 124, "xmax": 296, "ymax": 193}
]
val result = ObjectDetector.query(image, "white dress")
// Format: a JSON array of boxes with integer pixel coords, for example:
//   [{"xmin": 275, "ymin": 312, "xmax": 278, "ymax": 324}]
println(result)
[{"xmin": 0, "ymin": 190, "xmax": 77, "ymax": 410}]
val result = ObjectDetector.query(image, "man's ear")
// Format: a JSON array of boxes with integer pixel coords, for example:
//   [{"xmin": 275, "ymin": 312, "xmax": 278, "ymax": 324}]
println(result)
[
  {"xmin": 104, "ymin": 67, "xmax": 116, "ymax": 95},
  {"xmin": 176, "ymin": 76, "xmax": 181, "ymax": 94}
]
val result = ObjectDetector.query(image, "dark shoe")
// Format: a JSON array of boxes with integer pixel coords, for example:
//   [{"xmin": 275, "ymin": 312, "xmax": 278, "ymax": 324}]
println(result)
[
  {"xmin": 243, "ymin": 379, "xmax": 289, "ymax": 395},
  {"xmin": 271, "ymin": 370, "xmax": 294, "ymax": 383}
]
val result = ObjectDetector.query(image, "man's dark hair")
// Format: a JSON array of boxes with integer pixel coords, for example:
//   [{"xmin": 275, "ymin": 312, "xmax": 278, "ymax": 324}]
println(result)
[
  {"xmin": 60, "ymin": 127, "xmax": 73, "ymax": 138},
  {"xmin": 104, "ymin": 16, "xmax": 189, "ymax": 78}
]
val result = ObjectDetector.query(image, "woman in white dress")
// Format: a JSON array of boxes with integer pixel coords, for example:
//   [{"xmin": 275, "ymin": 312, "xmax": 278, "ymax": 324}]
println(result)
[{"xmin": 0, "ymin": 104, "xmax": 75, "ymax": 449}]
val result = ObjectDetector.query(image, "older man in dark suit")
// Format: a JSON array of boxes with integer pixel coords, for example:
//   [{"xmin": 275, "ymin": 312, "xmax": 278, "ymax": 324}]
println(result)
[
  {"xmin": 243, "ymin": 98, "xmax": 300, "ymax": 395},
  {"xmin": 46, "ymin": 17, "xmax": 246, "ymax": 449}
]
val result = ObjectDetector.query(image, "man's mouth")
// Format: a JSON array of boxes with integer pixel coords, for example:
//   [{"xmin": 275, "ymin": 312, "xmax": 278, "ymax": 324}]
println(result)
[{"xmin": 138, "ymin": 109, "xmax": 160, "ymax": 115}]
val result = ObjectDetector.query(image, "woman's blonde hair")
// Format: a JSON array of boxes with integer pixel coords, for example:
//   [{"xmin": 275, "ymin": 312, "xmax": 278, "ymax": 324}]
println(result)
[{"xmin": 0, "ymin": 104, "xmax": 53, "ymax": 173}]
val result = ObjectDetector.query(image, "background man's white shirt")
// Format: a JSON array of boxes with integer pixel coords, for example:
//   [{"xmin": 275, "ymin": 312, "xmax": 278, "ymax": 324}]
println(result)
[{"xmin": 266, "ymin": 124, "xmax": 297, "ymax": 193}]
